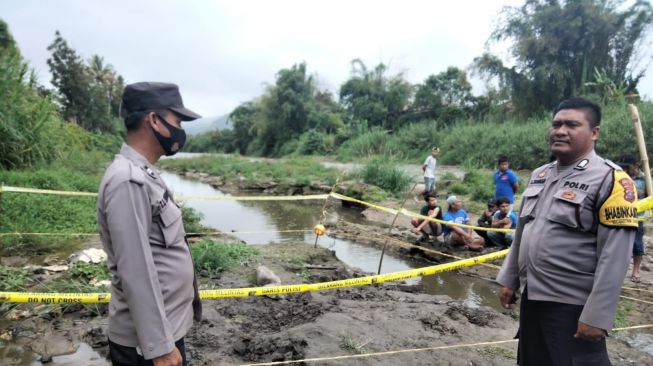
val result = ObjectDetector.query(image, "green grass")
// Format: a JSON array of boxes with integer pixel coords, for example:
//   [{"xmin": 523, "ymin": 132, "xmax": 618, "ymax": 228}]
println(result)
[
  {"xmin": 0, "ymin": 265, "xmax": 33, "ymax": 291},
  {"xmin": 613, "ymin": 300, "xmax": 634, "ymax": 329},
  {"xmin": 339, "ymin": 332, "xmax": 370, "ymax": 354},
  {"xmin": 67, "ymin": 261, "xmax": 111, "ymax": 282},
  {"xmin": 0, "ymin": 166, "xmax": 103, "ymax": 255},
  {"xmin": 478, "ymin": 346, "xmax": 516, "ymax": 360},
  {"xmin": 191, "ymin": 240, "xmax": 261, "ymax": 275},
  {"xmin": 159, "ymin": 155, "xmax": 342, "ymax": 187},
  {"xmin": 39, "ymin": 279, "xmax": 108, "ymax": 316},
  {"xmin": 0, "ymin": 166, "xmax": 211, "ymax": 256}
]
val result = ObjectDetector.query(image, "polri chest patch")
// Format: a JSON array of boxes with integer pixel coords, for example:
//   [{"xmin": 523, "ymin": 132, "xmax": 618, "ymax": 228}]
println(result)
[{"xmin": 563, "ymin": 180, "xmax": 590, "ymax": 191}]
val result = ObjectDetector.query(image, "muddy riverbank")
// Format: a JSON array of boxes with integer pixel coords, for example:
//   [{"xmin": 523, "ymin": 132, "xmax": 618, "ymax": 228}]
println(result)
[
  {"xmin": 2, "ymin": 167, "xmax": 653, "ymax": 365},
  {"xmin": 3, "ymin": 238, "xmax": 653, "ymax": 365}
]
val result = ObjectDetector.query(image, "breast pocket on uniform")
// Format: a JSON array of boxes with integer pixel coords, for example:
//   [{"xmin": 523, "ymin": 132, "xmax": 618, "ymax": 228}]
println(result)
[
  {"xmin": 520, "ymin": 185, "xmax": 543, "ymax": 220},
  {"xmin": 547, "ymin": 190, "xmax": 590, "ymax": 230},
  {"xmin": 158, "ymin": 202, "xmax": 186, "ymax": 247}
]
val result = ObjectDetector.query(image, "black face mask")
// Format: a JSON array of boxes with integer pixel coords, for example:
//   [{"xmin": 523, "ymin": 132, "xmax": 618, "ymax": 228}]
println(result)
[{"xmin": 153, "ymin": 113, "xmax": 186, "ymax": 156}]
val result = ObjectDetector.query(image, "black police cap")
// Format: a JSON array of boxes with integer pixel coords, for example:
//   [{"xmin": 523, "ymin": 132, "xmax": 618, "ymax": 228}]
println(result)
[{"xmin": 122, "ymin": 82, "xmax": 201, "ymax": 121}]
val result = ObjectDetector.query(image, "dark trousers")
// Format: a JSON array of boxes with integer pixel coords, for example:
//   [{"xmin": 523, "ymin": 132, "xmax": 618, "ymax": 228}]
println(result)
[
  {"xmin": 518, "ymin": 288, "xmax": 611, "ymax": 366},
  {"xmin": 109, "ymin": 338, "xmax": 187, "ymax": 366}
]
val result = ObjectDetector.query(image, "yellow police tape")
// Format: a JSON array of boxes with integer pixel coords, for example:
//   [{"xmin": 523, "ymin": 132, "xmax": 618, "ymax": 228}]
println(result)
[
  {"xmin": 1, "ymin": 186, "xmax": 98, "ymax": 197},
  {"xmin": 3, "ymin": 184, "xmax": 649, "ymax": 234},
  {"xmin": 0, "ymin": 185, "xmax": 328, "ymax": 201},
  {"xmin": 636, "ymin": 196, "xmax": 653, "ymax": 212},
  {"xmin": 329, "ymin": 192, "xmax": 514, "ymax": 233},
  {"xmin": 0, "ymin": 249, "xmax": 509, "ymax": 304},
  {"xmin": 2, "ymin": 185, "xmax": 510, "ymax": 233}
]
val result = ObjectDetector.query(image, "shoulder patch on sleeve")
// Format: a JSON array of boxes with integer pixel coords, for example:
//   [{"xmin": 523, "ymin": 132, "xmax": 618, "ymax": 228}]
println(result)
[{"xmin": 599, "ymin": 170, "xmax": 638, "ymax": 228}]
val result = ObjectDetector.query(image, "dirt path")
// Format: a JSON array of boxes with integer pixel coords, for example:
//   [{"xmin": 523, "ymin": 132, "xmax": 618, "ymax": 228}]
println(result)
[{"xmin": 320, "ymin": 161, "xmax": 466, "ymax": 182}]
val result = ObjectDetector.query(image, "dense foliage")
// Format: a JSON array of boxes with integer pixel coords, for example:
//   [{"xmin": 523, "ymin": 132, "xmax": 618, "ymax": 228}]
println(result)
[
  {"xmin": 473, "ymin": 0, "xmax": 653, "ymax": 115},
  {"xmin": 185, "ymin": 0, "xmax": 653, "ymax": 168}
]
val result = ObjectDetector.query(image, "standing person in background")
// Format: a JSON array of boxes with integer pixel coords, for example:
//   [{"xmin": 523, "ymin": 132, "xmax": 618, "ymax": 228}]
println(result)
[
  {"xmin": 422, "ymin": 147, "xmax": 440, "ymax": 194},
  {"xmin": 618, "ymin": 154, "xmax": 648, "ymax": 283},
  {"xmin": 497, "ymin": 97, "xmax": 638, "ymax": 365},
  {"xmin": 97, "ymin": 82, "xmax": 203, "ymax": 366},
  {"xmin": 493, "ymin": 156, "xmax": 519, "ymax": 210}
]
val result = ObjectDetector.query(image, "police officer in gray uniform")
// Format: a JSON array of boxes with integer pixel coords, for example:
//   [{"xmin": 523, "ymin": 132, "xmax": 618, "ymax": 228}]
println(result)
[
  {"xmin": 497, "ymin": 98, "xmax": 638, "ymax": 365},
  {"xmin": 97, "ymin": 82, "xmax": 202, "ymax": 366}
]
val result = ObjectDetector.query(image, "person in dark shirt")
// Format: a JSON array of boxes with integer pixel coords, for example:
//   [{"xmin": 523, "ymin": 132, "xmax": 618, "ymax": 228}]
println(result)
[
  {"xmin": 487, "ymin": 196, "xmax": 518, "ymax": 247},
  {"xmin": 475, "ymin": 199, "xmax": 497, "ymax": 242},
  {"xmin": 411, "ymin": 192, "xmax": 443, "ymax": 243}
]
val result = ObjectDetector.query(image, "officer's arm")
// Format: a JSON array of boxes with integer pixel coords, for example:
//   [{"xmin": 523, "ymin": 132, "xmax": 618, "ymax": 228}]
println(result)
[
  {"xmin": 580, "ymin": 171, "xmax": 637, "ymax": 331},
  {"xmin": 581, "ymin": 226, "xmax": 633, "ymax": 330},
  {"xmin": 105, "ymin": 181, "xmax": 175, "ymax": 359},
  {"xmin": 496, "ymin": 219, "xmax": 524, "ymax": 290}
]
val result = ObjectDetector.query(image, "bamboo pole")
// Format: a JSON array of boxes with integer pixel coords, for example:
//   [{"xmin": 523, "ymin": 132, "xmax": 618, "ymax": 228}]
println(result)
[
  {"xmin": 627, "ymin": 104, "xmax": 653, "ymax": 197},
  {"xmin": 377, "ymin": 182, "xmax": 418, "ymax": 274}
]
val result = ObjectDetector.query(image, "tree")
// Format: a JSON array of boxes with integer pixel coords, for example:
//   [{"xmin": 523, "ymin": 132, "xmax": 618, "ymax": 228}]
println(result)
[
  {"xmin": 339, "ymin": 59, "xmax": 412, "ymax": 130},
  {"xmin": 230, "ymin": 62, "xmax": 343, "ymax": 156},
  {"xmin": 0, "ymin": 20, "xmax": 62, "ymax": 169},
  {"xmin": 474, "ymin": 0, "xmax": 653, "ymax": 115},
  {"xmin": 229, "ymin": 101, "xmax": 260, "ymax": 154},
  {"xmin": 47, "ymin": 31, "xmax": 124, "ymax": 132},
  {"xmin": 412, "ymin": 66, "xmax": 474, "ymax": 123},
  {"xmin": 47, "ymin": 31, "xmax": 90, "ymax": 126}
]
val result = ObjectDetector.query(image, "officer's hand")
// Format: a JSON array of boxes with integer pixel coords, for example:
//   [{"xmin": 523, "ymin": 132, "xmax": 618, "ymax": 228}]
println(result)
[
  {"xmin": 574, "ymin": 321, "xmax": 606, "ymax": 342},
  {"xmin": 499, "ymin": 287, "xmax": 518, "ymax": 309},
  {"xmin": 153, "ymin": 347, "xmax": 182, "ymax": 366}
]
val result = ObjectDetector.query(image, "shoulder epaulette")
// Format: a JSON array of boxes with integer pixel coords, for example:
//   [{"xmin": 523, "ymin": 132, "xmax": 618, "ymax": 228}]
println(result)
[
  {"xmin": 604, "ymin": 159, "xmax": 622, "ymax": 171},
  {"xmin": 128, "ymin": 164, "xmax": 146, "ymax": 185}
]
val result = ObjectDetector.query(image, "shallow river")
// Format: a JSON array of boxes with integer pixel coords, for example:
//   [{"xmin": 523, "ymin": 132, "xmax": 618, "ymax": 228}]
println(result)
[{"xmin": 160, "ymin": 171, "xmax": 502, "ymax": 309}]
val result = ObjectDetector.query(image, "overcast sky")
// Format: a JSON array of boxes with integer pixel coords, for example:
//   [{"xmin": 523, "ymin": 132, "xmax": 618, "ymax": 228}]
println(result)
[{"xmin": 2, "ymin": 0, "xmax": 652, "ymax": 118}]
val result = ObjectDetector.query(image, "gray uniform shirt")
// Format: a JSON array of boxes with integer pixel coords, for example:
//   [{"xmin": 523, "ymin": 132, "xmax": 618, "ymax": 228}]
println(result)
[
  {"xmin": 97, "ymin": 144, "xmax": 196, "ymax": 359},
  {"xmin": 497, "ymin": 150, "xmax": 637, "ymax": 330}
]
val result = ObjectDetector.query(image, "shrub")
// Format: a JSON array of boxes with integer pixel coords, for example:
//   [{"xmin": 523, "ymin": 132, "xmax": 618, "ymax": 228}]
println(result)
[
  {"xmin": 336, "ymin": 127, "xmax": 394, "ymax": 161},
  {"xmin": 68, "ymin": 261, "xmax": 110, "ymax": 282},
  {"xmin": 295, "ymin": 129, "xmax": 334, "ymax": 155},
  {"xmin": 358, "ymin": 159, "xmax": 412, "ymax": 195},
  {"xmin": 191, "ymin": 241, "xmax": 260, "ymax": 275}
]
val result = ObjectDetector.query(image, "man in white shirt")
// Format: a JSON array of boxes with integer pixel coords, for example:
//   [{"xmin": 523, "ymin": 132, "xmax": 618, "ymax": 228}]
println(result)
[{"xmin": 422, "ymin": 147, "xmax": 439, "ymax": 193}]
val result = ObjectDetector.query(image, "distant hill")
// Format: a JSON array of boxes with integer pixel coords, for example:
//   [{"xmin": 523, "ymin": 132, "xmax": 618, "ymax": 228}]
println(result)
[{"xmin": 184, "ymin": 114, "xmax": 230, "ymax": 135}]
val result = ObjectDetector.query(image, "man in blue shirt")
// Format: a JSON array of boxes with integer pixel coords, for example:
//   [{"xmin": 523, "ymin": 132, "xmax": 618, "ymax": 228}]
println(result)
[
  {"xmin": 487, "ymin": 197, "xmax": 517, "ymax": 247},
  {"xmin": 443, "ymin": 195, "xmax": 485, "ymax": 251},
  {"xmin": 494, "ymin": 156, "xmax": 519, "ymax": 208}
]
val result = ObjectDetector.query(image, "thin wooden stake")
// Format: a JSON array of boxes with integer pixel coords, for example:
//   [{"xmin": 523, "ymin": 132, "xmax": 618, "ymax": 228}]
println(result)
[{"xmin": 377, "ymin": 182, "xmax": 419, "ymax": 274}]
